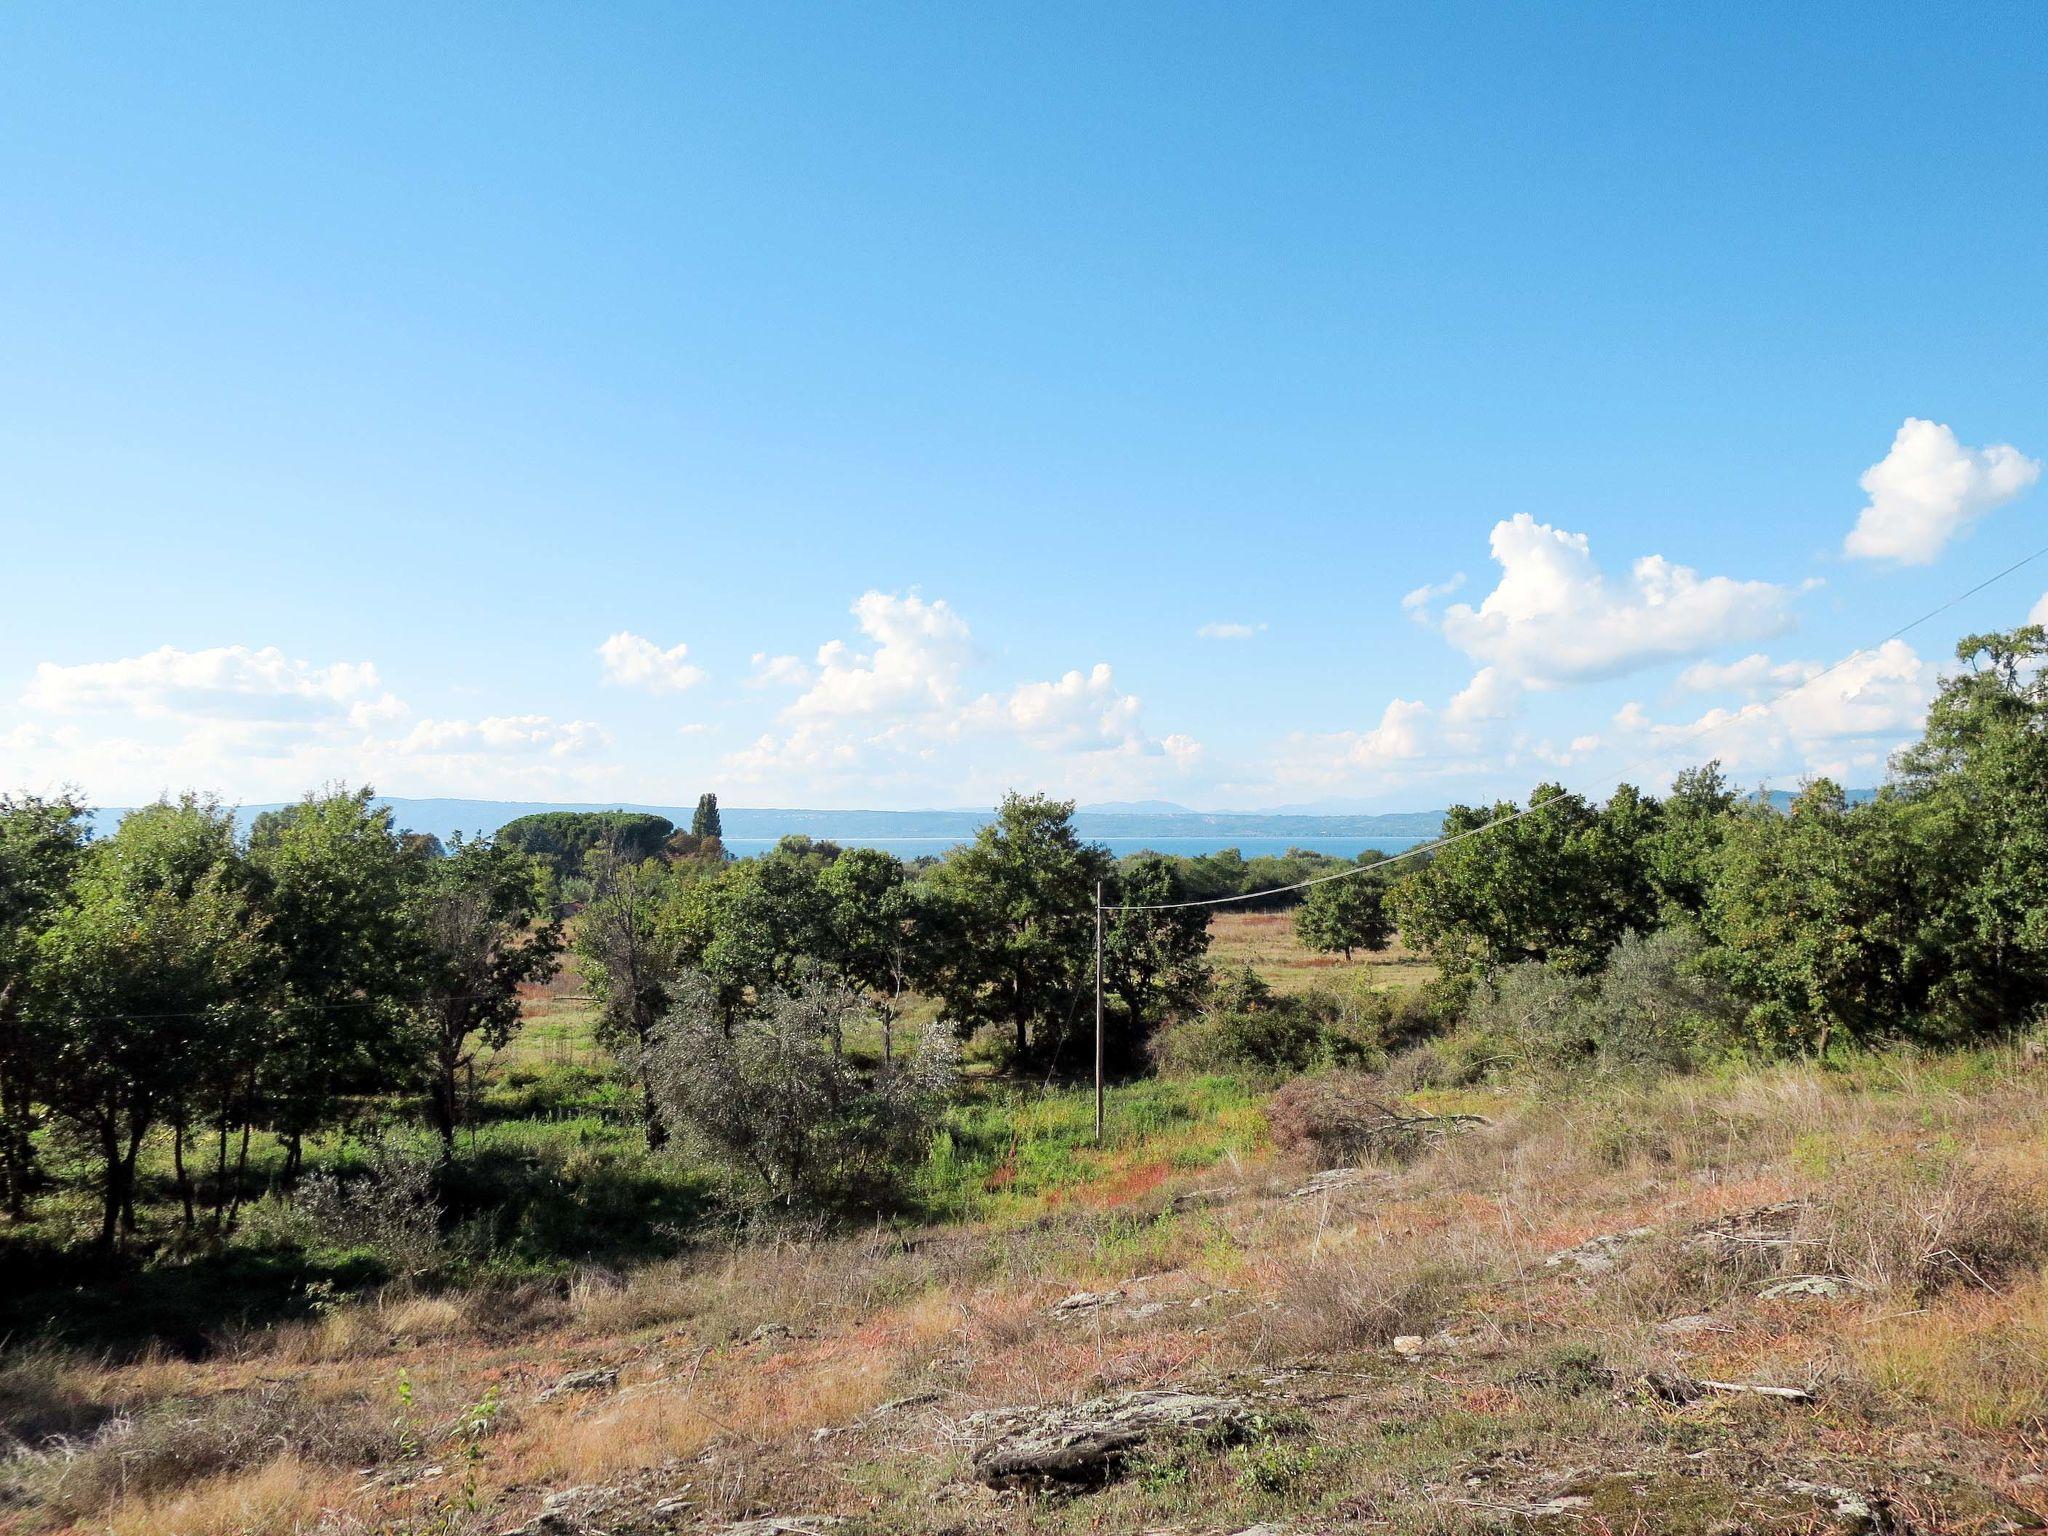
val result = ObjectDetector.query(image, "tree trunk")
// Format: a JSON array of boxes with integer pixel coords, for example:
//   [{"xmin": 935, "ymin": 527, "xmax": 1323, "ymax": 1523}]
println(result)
[
  {"xmin": 119, "ymin": 1113, "xmax": 145, "ymax": 1234},
  {"xmin": 97, "ymin": 1112, "xmax": 124, "ymax": 1252},
  {"xmin": 0, "ymin": 981, "xmax": 35, "ymax": 1221},
  {"xmin": 172, "ymin": 1116, "xmax": 195, "ymax": 1233}
]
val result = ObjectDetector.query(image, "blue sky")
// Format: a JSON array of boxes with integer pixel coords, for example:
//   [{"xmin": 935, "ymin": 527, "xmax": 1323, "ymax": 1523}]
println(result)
[{"xmin": 2, "ymin": 4, "xmax": 2044, "ymax": 811}]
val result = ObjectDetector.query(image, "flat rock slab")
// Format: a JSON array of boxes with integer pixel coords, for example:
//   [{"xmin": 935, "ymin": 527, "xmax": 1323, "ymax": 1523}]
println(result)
[
  {"xmin": 1544, "ymin": 1226, "xmax": 1656, "ymax": 1274},
  {"xmin": 969, "ymin": 1389, "xmax": 1256, "ymax": 1486}
]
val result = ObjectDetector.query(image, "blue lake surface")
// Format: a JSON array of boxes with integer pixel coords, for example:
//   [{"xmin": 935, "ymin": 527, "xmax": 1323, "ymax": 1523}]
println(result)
[{"xmin": 718, "ymin": 834, "xmax": 1435, "ymax": 861}]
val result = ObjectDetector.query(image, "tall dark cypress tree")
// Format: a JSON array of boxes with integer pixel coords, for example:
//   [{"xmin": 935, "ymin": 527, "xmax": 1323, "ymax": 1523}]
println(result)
[{"xmin": 691, "ymin": 793, "xmax": 722, "ymax": 841}]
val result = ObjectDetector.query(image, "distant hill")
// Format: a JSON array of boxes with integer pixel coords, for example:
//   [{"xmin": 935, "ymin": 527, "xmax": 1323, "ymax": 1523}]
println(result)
[
  {"xmin": 81, "ymin": 789, "xmax": 1882, "ymax": 849},
  {"xmin": 84, "ymin": 796, "xmax": 1451, "ymax": 849}
]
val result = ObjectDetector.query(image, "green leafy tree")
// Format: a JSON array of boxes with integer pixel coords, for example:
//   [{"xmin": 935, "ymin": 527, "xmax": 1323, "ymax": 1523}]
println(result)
[
  {"xmin": 691, "ymin": 793, "xmax": 723, "ymax": 841},
  {"xmin": 577, "ymin": 845, "xmax": 684, "ymax": 1145},
  {"xmin": 246, "ymin": 785, "xmax": 423, "ymax": 1177},
  {"xmin": 1393, "ymin": 783, "xmax": 1657, "ymax": 976},
  {"xmin": 35, "ymin": 797, "xmax": 265, "ymax": 1248},
  {"xmin": 1100, "ymin": 853, "xmax": 1213, "ymax": 1069},
  {"xmin": 923, "ymin": 793, "xmax": 1111, "ymax": 1065},
  {"xmin": 1704, "ymin": 781, "xmax": 1934, "ymax": 1055},
  {"xmin": 1292, "ymin": 873, "xmax": 1393, "ymax": 961},
  {"xmin": 0, "ymin": 792, "xmax": 91, "ymax": 1218},
  {"xmin": 1643, "ymin": 762, "xmax": 1737, "ymax": 919},
  {"xmin": 409, "ymin": 837, "xmax": 563, "ymax": 1150},
  {"xmin": 497, "ymin": 811, "xmax": 674, "ymax": 884}
]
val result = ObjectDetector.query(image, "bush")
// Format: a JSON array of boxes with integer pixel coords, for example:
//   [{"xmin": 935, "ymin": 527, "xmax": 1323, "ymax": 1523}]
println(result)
[
  {"xmin": 254, "ymin": 1137, "xmax": 442, "ymax": 1278},
  {"xmin": 1151, "ymin": 968, "xmax": 1404, "ymax": 1078},
  {"xmin": 1266, "ymin": 1070, "xmax": 1434, "ymax": 1164},
  {"xmin": 650, "ymin": 971, "xmax": 957, "ymax": 1211}
]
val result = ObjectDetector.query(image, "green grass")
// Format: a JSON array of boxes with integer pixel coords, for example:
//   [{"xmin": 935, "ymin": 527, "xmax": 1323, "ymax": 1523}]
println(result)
[{"xmin": 916, "ymin": 1073, "xmax": 1265, "ymax": 1222}]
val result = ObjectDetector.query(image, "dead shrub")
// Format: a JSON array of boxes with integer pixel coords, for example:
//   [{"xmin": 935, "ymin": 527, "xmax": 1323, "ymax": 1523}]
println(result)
[
  {"xmin": 1247, "ymin": 1249, "xmax": 1483, "ymax": 1360},
  {"xmin": 18, "ymin": 1381, "xmax": 399, "ymax": 1521},
  {"xmin": 1266, "ymin": 1071, "xmax": 1485, "ymax": 1166},
  {"xmin": 1808, "ymin": 1164, "xmax": 2048, "ymax": 1299}
]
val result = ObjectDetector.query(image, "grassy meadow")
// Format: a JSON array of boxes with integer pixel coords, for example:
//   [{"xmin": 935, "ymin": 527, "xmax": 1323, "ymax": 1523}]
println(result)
[{"xmin": 4, "ymin": 916, "xmax": 2048, "ymax": 1535}]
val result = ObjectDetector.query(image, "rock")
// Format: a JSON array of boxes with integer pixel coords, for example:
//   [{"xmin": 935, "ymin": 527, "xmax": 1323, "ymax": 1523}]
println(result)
[
  {"xmin": 1544, "ymin": 1227, "xmax": 1656, "ymax": 1274},
  {"xmin": 1169, "ymin": 1184, "xmax": 1242, "ymax": 1212},
  {"xmin": 742, "ymin": 1323, "xmax": 792, "ymax": 1345},
  {"xmin": 1760, "ymin": 1275, "xmax": 1869, "ymax": 1300},
  {"xmin": 1785, "ymin": 1480, "xmax": 1897, "ymax": 1533},
  {"xmin": 1392, "ymin": 1330, "xmax": 1484, "ymax": 1358},
  {"xmin": 968, "ymin": 1389, "xmax": 1257, "ymax": 1486},
  {"xmin": 706, "ymin": 1521, "xmax": 845, "ymax": 1536},
  {"xmin": 1392, "ymin": 1334, "xmax": 1428, "ymax": 1357},
  {"xmin": 538, "ymin": 1368, "xmax": 619, "ymax": 1402},
  {"xmin": 1050, "ymin": 1289, "xmax": 1124, "ymax": 1315},
  {"xmin": 1654, "ymin": 1313, "xmax": 1727, "ymax": 1336},
  {"xmin": 1689, "ymin": 1200, "xmax": 1812, "ymax": 1260},
  {"xmin": 1285, "ymin": 1167, "xmax": 1380, "ymax": 1199}
]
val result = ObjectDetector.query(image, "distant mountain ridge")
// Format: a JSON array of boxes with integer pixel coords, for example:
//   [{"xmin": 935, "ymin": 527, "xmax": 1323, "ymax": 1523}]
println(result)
[{"xmin": 83, "ymin": 789, "xmax": 1880, "ymax": 847}]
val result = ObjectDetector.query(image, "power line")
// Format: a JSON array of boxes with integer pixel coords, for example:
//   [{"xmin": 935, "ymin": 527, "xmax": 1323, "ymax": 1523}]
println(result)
[{"xmin": 1103, "ymin": 534, "xmax": 2048, "ymax": 914}]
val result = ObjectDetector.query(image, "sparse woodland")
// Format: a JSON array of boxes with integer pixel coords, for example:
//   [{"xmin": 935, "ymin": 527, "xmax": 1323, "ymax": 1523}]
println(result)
[{"xmin": 3, "ymin": 627, "xmax": 2048, "ymax": 1534}]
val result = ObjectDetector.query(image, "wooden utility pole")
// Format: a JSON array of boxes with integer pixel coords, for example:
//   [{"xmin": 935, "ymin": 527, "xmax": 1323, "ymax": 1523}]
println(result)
[{"xmin": 1094, "ymin": 880, "xmax": 1105, "ymax": 1145}]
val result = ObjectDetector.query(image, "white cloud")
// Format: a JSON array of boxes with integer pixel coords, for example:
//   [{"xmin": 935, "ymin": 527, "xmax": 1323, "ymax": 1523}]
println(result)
[
  {"xmin": 396, "ymin": 714, "xmax": 611, "ymax": 758},
  {"xmin": 787, "ymin": 591, "xmax": 972, "ymax": 719},
  {"xmin": 1400, "ymin": 573, "xmax": 1466, "ymax": 623},
  {"xmin": 1444, "ymin": 666, "xmax": 1518, "ymax": 724},
  {"xmin": 1675, "ymin": 652, "xmax": 1819, "ymax": 696},
  {"xmin": 1844, "ymin": 418, "xmax": 2040, "ymax": 566},
  {"xmin": 720, "ymin": 591, "xmax": 1199, "ymax": 799},
  {"xmin": 2029, "ymin": 591, "xmax": 2048, "ymax": 626},
  {"xmin": 1615, "ymin": 638, "xmax": 1937, "ymax": 779},
  {"xmin": 23, "ymin": 644, "xmax": 386, "ymax": 721},
  {"xmin": 597, "ymin": 632, "xmax": 705, "ymax": 693},
  {"xmin": 1269, "ymin": 698, "xmax": 1435, "ymax": 789},
  {"xmin": 1439, "ymin": 514, "xmax": 1794, "ymax": 686},
  {"xmin": 747, "ymin": 652, "xmax": 814, "ymax": 688},
  {"xmin": 1197, "ymin": 621, "xmax": 1266, "ymax": 640}
]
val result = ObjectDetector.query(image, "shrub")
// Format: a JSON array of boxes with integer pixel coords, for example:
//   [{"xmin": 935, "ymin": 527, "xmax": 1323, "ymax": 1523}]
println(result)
[
  {"xmin": 1807, "ymin": 1163, "xmax": 2048, "ymax": 1299},
  {"xmin": 1264, "ymin": 1070, "xmax": 1471, "ymax": 1165},
  {"xmin": 649, "ymin": 970, "xmax": 957, "ymax": 1211},
  {"xmin": 1151, "ymin": 968, "xmax": 1398, "ymax": 1078},
  {"xmin": 1250, "ymin": 1249, "xmax": 1481, "ymax": 1358},
  {"xmin": 254, "ymin": 1137, "xmax": 442, "ymax": 1278}
]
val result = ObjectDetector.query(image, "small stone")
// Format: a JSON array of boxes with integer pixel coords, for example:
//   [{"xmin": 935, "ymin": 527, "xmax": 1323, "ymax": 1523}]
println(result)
[
  {"xmin": 1655, "ymin": 1313, "xmax": 1724, "ymax": 1336},
  {"xmin": 743, "ymin": 1322, "xmax": 793, "ymax": 1345},
  {"xmin": 1392, "ymin": 1334, "xmax": 1427, "ymax": 1357},
  {"xmin": 1544, "ymin": 1227, "xmax": 1656, "ymax": 1274},
  {"xmin": 968, "ymin": 1389, "xmax": 1256, "ymax": 1485},
  {"xmin": 1050, "ymin": 1289, "xmax": 1124, "ymax": 1315},
  {"xmin": 537, "ymin": 1368, "xmax": 619, "ymax": 1402},
  {"xmin": 1760, "ymin": 1275, "xmax": 1868, "ymax": 1300}
]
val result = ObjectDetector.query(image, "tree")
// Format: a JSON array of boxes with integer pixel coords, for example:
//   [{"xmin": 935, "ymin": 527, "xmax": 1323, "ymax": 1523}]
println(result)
[
  {"xmin": 1293, "ymin": 873, "xmax": 1393, "ymax": 961},
  {"xmin": 1704, "ymin": 781, "xmax": 1934, "ymax": 1055},
  {"xmin": 1644, "ymin": 762, "xmax": 1737, "ymax": 919},
  {"xmin": 246, "ymin": 785, "xmax": 423, "ymax": 1178},
  {"xmin": 34, "ymin": 797, "xmax": 264, "ymax": 1248},
  {"xmin": 409, "ymin": 837, "xmax": 563, "ymax": 1150},
  {"xmin": 497, "ymin": 811, "xmax": 674, "ymax": 884},
  {"xmin": 577, "ymin": 845, "xmax": 684, "ymax": 1145},
  {"xmin": 922, "ymin": 794, "xmax": 1110, "ymax": 1066},
  {"xmin": 691, "ymin": 793, "xmax": 723, "ymax": 841},
  {"xmin": 1392, "ymin": 783, "xmax": 1658, "ymax": 976},
  {"xmin": 1099, "ymin": 853, "xmax": 1212, "ymax": 1069},
  {"xmin": 648, "ymin": 970, "xmax": 955, "ymax": 1209},
  {"xmin": 0, "ymin": 793, "xmax": 91, "ymax": 1218}
]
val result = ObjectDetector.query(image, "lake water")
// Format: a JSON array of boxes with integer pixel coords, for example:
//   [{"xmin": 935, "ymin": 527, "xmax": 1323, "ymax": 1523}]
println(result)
[{"xmin": 719, "ymin": 834, "xmax": 1436, "ymax": 861}]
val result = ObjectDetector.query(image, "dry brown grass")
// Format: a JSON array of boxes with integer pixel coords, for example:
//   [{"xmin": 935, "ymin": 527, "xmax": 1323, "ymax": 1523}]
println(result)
[{"xmin": 9, "ymin": 1051, "xmax": 2048, "ymax": 1536}]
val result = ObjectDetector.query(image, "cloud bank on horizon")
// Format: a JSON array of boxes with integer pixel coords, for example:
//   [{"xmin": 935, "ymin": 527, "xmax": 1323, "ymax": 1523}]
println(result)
[{"xmin": 4, "ymin": 418, "xmax": 2040, "ymax": 813}]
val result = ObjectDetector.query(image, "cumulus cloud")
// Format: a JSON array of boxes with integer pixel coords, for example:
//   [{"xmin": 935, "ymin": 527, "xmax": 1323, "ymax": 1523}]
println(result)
[
  {"xmin": 1444, "ymin": 666, "xmax": 1518, "ymax": 724},
  {"xmin": 396, "ymin": 715, "xmax": 611, "ymax": 758},
  {"xmin": 1197, "ymin": 621, "xmax": 1266, "ymax": 640},
  {"xmin": 1843, "ymin": 418, "xmax": 2040, "ymax": 566},
  {"xmin": 2029, "ymin": 591, "xmax": 2048, "ymax": 626},
  {"xmin": 1614, "ymin": 638, "xmax": 1937, "ymax": 779},
  {"xmin": 597, "ymin": 632, "xmax": 705, "ymax": 693},
  {"xmin": 747, "ymin": 652, "xmax": 813, "ymax": 688},
  {"xmin": 1268, "ymin": 698, "xmax": 1435, "ymax": 789},
  {"xmin": 1439, "ymin": 514, "xmax": 1793, "ymax": 686},
  {"xmin": 787, "ymin": 592, "xmax": 972, "ymax": 719},
  {"xmin": 721, "ymin": 591, "xmax": 1199, "ymax": 797},
  {"xmin": 1400, "ymin": 574, "xmax": 1466, "ymax": 623},
  {"xmin": 23, "ymin": 644, "xmax": 387, "ymax": 721},
  {"xmin": 1675, "ymin": 653, "xmax": 1819, "ymax": 696}
]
